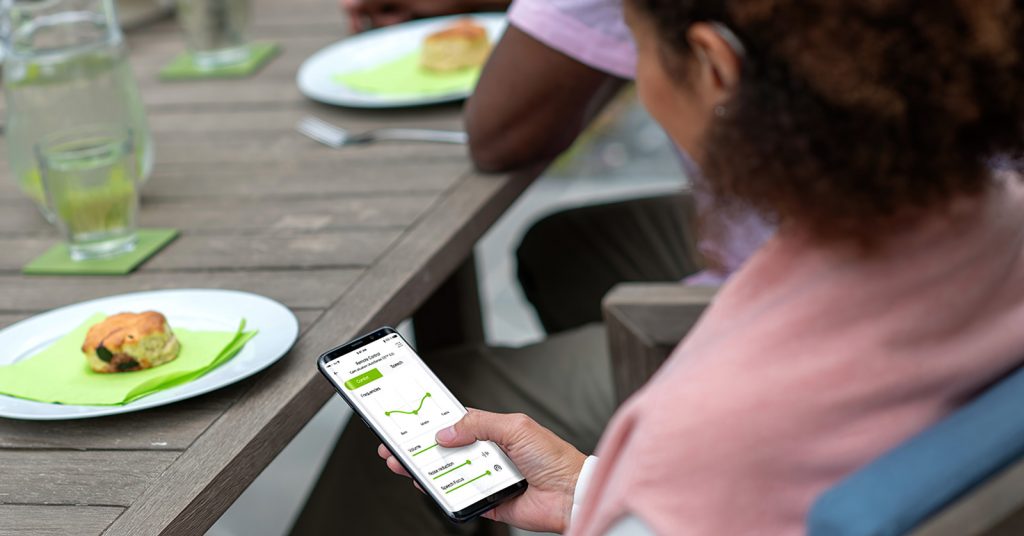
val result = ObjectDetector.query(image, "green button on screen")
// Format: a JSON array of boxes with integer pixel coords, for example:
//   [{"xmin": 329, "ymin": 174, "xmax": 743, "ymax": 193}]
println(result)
[{"xmin": 344, "ymin": 368, "xmax": 382, "ymax": 390}]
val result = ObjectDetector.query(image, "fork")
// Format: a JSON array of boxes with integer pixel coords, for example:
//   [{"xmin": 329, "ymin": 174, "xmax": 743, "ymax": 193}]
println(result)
[{"xmin": 296, "ymin": 116, "xmax": 468, "ymax": 148}]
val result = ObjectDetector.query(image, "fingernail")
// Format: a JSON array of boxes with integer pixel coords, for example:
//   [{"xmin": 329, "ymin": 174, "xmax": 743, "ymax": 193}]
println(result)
[{"xmin": 436, "ymin": 426, "xmax": 457, "ymax": 443}]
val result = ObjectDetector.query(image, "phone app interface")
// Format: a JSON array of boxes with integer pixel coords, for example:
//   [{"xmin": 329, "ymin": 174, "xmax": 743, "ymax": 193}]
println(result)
[{"xmin": 324, "ymin": 333, "xmax": 525, "ymax": 512}]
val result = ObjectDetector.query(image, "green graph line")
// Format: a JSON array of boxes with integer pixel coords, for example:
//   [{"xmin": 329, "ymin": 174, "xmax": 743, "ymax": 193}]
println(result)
[
  {"xmin": 412, "ymin": 443, "xmax": 437, "ymax": 457},
  {"xmin": 433, "ymin": 460, "xmax": 471, "ymax": 480},
  {"xmin": 385, "ymin": 392, "xmax": 432, "ymax": 416},
  {"xmin": 444, "ymin": 470, "xmax": 492, "ymax": 494}
]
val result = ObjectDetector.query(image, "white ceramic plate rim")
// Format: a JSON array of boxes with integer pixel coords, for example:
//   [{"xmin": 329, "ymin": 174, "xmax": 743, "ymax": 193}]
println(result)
[
  {"xmin": 0, "ymin": 289, "xmax": 298, "ymax": 421},
  {"xmin": 297, "ymin": 13, "xmax": 507, "ymax": 109}
]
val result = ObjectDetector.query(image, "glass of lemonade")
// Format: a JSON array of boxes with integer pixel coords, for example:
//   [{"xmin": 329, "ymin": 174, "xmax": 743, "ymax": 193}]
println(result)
[
  {"xmin": 37, "ymin": 126, "xmax": 139, "ymax": 261},
  {"xmin": 176, "ymin": 0, "xmax": 252, "ymax": 70}
]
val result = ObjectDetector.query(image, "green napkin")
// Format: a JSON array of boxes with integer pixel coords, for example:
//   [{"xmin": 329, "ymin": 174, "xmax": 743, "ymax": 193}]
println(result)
[
  {"xmin": 334, "ymin": 51, "xmax": 481, "ymax": 96},
  {"xmin": 23, "ymin": 228, "xmax": 179, "ymax": 276},
  {"xmin": 160, "ymin": 41, "xmax": 281, "ymax": 80},
  {"xmin": 0, "ymin": 314, "xmax": 257, "ymax": 406}
]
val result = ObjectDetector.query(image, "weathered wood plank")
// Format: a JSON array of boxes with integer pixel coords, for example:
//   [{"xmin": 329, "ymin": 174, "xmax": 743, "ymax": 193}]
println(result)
[
  {"xmin": 0, "ymin": 450, "xmax": 179, "ymax": 506},
  {"xmin": 144, "ymin": 106, "xmax": 464, "ymax": 137},
  {"xmin": 122, "ymin": 4, "xmax": 345, "ymax": 40},
  {"xmin": 292, "ymin": 309, "xmax": 325, "ymax": 334},
  {"xmin": 142, "ymin": 230, "xmax": 400, "ymax": 270},
  {"xmin": 140, "ymin": 159, "xmax": 466, "ymax": 198},
  {"xmin": 1, "ymin": 195, "xmax": 436, "ymax": 237},
  {"xmin": 252, "ymin": 0, "xmax": 339, "ymax": 10},
  {"xmin": 0, "ymin": 270, "xmax": 358, "ymax": 312},
  {"xmin": 0, "ymin": 128, "xmax": 464, "ymax": 169},
  {"xmin": 137, "ymin": 194, "xmax": 432, "ymax": 232},
  {"xmin": 0, "ymin": 229, "xmax": 400, "ymax": 272},
  {"xmin": 0, "ymin": 159, "xmax": 468, "ymax": 203},
  {"xmin": 0, "ymin": 401, "xmax": 229, "ymax": 452},
  {"xmin": 251, "ymin": 0, "xmax": 348, "ymax": 23},
  {"xmin": 102, "ymin": 169, "xmax": 538, "ymax": 535},
  {"xmin": 0, "ymin": 143, "xmax": 467, "ymax": 201},
  {"xmin": 148, "ymin": 134, "xmax": 467, "ymax": 165},
  {"xmin": 0, "ymin": 505, "xmax": 123, "ymax": 535},
  {"xmin": 143, "ymin": 79, "xmax": 307, "ymax": 108}
]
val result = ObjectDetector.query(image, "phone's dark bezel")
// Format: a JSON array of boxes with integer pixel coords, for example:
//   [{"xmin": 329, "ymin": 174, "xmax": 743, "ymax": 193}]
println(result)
[
  {"xmin": 450, "ymin": 478, "xmax": 528, "ymax": 521},
  {"xmin": 316, "ymin": 326, "xmax": 528, "ymax": 523}
]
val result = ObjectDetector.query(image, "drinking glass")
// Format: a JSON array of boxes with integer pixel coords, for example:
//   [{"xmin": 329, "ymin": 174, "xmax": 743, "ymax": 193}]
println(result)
[
  {"xmin": 37, "ymin": 126, "xmax": 139, "ymax": 261},
  {"xmin": 2, "ymin": 0, "xmax": 154, "ymax": 220},
  {"xmin": 175, "ymin": 0, "xmax": 251, "ymax": 70}
]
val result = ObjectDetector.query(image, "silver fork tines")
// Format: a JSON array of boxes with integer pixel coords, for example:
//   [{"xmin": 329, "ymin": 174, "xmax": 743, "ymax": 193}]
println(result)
[{"xmin": 296, "ymin": 116, "xmax": 468, "ymax": 148}]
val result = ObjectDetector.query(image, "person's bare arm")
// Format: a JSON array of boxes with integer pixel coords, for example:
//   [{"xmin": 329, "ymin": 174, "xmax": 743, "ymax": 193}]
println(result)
[
  {"xmin": 466, "ymin": 26, "xmax": 627, "ymax": 173},
  {"xmin": 341, "ymin": 0, "xmax": 510, "ymax": 32}
]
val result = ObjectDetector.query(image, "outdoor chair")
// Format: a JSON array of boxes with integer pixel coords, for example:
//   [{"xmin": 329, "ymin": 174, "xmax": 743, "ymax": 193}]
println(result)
[
  {"xmin": 602, "ymin": 282, "xmax": 1024, "ymax": 535},
  {"xmin": 602, "ymin": 282, "xmax": 716, "ymax": 403}
]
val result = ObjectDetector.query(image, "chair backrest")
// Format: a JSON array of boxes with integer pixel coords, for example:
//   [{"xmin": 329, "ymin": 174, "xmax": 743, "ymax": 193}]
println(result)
[{"xmin": 807, "ymin": 365, "xmax": 1024, "ymax": 536}]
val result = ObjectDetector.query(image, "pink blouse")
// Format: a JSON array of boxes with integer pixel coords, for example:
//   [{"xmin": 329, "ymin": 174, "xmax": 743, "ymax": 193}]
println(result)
[{"xmin": 570, "ymin": 176, "xmax": 1024, "ymax": 534}]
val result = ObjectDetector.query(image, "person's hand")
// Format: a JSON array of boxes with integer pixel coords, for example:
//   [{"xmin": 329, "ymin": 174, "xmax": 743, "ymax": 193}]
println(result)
[
  {"xmin": 340, "ymin": 0, "xmax": 510, "ymax": 33},
  {"xmin": 378, "ymin": 409, "xmax": 587, "ymax": 533}
]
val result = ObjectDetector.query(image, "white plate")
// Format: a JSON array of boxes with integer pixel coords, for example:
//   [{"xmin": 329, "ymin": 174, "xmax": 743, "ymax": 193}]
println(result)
[
  {"xmin": 297, "ymin": 14, "xmax": 507, "ymax": 109},
  {"xmin": 0, "ymin": 289, "xmax": 298, "ymax": 420}
]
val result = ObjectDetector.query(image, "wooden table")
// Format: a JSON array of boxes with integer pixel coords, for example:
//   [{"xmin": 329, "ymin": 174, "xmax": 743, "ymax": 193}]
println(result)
[{"xmin": 0, "ymin": 1, "xmax": 534, "ymax": 533}]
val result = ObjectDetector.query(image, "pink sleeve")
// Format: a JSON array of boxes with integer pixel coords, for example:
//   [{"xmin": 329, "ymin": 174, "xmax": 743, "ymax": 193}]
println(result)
[{"xmin": 507, "ymin": 0, "xmax": 636, "ymax": 79}]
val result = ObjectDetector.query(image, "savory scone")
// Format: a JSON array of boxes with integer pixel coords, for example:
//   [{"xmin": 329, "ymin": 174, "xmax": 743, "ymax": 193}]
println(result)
[
  {"xmin": 82, "ymin": 311, "xmax": 180, "ymax": 373},
  {"xmin": 420, "ymin": 19, "xmax": 491, "ymax": 72}
]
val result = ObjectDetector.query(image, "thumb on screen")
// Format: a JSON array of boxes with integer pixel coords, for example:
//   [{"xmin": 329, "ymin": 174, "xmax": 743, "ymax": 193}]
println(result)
[{"xmin": 436, "ymin": 409, "xmax": 528, "ymax": 449}]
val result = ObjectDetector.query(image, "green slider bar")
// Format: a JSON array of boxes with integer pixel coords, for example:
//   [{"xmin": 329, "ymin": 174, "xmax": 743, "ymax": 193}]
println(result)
[
  {"xmin": 412, "ymin": 443, "xmax": 438, "ymax": 457},
  {"xmin": 445, "ymin": 470, "xmax": 492, "ymax": 494},
  {"xmin": 433, "ymin": 459, "xmax": 471, "ymax": 480},
  {"xmin": 344, "ymin": 368, "xmax": 382, "ymax": 390}
]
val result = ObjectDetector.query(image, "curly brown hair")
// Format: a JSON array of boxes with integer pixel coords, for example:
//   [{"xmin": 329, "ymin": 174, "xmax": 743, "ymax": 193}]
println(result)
[{"xmin": 631, "ymin": 0, "xmax": 1024, "ymax": 243}]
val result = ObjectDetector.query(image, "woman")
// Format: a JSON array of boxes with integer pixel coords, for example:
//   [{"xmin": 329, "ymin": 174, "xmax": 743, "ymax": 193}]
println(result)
[{"xmin": 381, "ymin": 0, "xmax": 1024, "ymax": 533}]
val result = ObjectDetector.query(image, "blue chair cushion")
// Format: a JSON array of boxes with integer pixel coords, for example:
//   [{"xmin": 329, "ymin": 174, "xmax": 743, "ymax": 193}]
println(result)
[{"xmin": 807, "ymin": 365, "xmax": 1024, "ymax": 536}]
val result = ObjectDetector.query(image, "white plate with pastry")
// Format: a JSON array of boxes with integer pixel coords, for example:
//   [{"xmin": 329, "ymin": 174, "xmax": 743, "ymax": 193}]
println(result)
[
  {"xmin": 298, "ymin": 13, "xmax": 507, "ymax": 108},
  {"xmin": 0, "ymin": 289, "xmax": 298, "ymax": 420}
]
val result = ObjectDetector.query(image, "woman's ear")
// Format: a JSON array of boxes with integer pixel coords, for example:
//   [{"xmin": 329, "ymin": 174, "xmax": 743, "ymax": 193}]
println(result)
[{"xmin": 687, "ymin": 23, "xmax": 742, "ymax": 102}]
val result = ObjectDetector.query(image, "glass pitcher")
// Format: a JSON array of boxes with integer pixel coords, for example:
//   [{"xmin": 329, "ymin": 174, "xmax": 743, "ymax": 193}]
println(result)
[{"xmin": 2, "ymin": 0, "xmax": 153, "ymax": 219}]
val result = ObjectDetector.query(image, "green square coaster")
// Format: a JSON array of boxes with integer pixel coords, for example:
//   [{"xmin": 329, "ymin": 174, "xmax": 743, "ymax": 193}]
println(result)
[
  {"xmin": 23, "ymin": 228, "xmax": 179, "ymax": 276},
  {"xmin": 159, "ymin": 42, "xmax": 281, "ymax": 81}
]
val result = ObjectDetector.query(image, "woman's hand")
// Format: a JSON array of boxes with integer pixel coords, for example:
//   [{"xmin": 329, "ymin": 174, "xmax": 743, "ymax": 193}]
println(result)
[
  {"xmin": 340, "ymin": 0, "xmax": 511, "ymax": 33},
  {"xmin": 378, "ymin": 409, "xmax": 587, "ymax": 533}
]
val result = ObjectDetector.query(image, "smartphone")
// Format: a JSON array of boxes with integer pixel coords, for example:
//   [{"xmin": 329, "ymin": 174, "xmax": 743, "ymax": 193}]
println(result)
[{"xmin": 317, "ymin": 326, "xmax": 528, "ymax": 523}]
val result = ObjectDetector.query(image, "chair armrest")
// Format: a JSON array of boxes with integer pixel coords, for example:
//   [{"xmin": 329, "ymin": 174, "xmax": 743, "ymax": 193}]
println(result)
[
  {"xmin": 911, "ymin": 457, "xmax": 1024, "ymax": 536},
  {"xmin": 602, "ymin": 283, "xmax": 717, "ymax": 403},
  {"xmin": 807, "ymin": 364, "xmax": 1024, "ymax": 536}
]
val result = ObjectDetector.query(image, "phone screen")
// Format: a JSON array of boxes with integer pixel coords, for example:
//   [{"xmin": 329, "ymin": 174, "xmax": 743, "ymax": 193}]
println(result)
[{"xmin": 320, "ymin": 330, "xmax": 526, "ymax": 517}]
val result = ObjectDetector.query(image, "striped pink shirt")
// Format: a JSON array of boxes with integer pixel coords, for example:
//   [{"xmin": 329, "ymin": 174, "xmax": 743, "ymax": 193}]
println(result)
[{"xmin": 508, "ymin": 0, "xmax": 636, "ymax": 79}]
